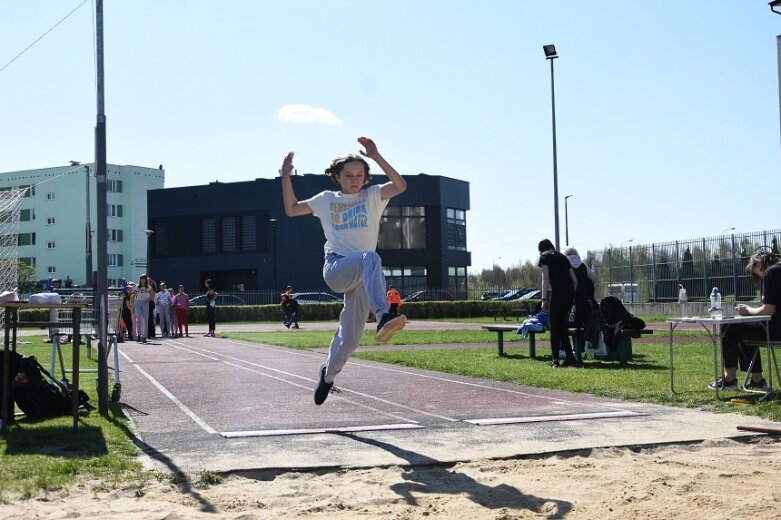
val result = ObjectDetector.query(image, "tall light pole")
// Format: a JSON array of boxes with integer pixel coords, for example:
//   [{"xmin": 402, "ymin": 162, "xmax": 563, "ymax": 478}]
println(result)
[
  {"xmin": 492, "ymin": 256, "xmax": 502, "ymax": 268},
  {"xmin": 94, "ymin": 0, "xmax": 109, "ymax": 416},
  {"xmin": 620, "ymin": 239, "xmax": 634, "ymax": 249},
  {"xmin": 543, "ymin": 44, "xmax": 561, "ymax": 249},
  {"xmin": 269, "ymin": 219, "xmax": 278, "ymax": 294},
  {"xmin": 144, "ymin": 229, "xmax": 154, "ymax": 274},
  {"xmin": 564, "ymin": 194, "xmax": 573, "ymax": 246},
  {"xmin": 771, "ymin": 0, "xmax": 781, "ymax": 15}
]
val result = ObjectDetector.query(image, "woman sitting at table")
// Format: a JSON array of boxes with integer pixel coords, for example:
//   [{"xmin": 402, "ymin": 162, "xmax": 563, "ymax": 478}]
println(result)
[{"xmin": 709, "ymin": 249, "xmax": 780, "ymax": 391}]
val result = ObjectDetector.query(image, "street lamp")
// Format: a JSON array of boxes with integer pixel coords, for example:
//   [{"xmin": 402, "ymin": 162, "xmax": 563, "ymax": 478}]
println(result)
[
  {"xmin": 771, "ymin": 0, "xmax": 781, "ymax": 15},
  {"xmin": 492, "ymin": 256, "xmax": 502, "ymax": 268},
  {"xmin": 721, "ymin": 227, "xmax": 735, "ymax": 234},
  {"xmin": 543, "ymin": 43, "xmax": 561, "ymax": 249},
  {"xmin": 620, "ymin": 239, "xmax": 634, "ymax": 249},
  {"xmin": 144, "ymin": 229, "xmax": 154, "ymax": 275},
  {"xmin": 269, "ymin": 219, "xmax": 278, "ymax": 294},
  {"xmin": 564, "ymin": 194, "xmax": 573, "ymax": 246}
]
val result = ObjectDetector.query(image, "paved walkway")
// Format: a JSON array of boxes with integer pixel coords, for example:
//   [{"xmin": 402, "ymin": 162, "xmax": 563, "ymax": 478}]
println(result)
[{"xmin": 107, "ymin": 320, "xmax": 779, "ymax": 475}]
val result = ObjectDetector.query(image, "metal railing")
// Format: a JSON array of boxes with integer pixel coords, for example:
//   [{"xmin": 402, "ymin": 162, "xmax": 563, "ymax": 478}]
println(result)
[{"xmin": 586, "ymin": 229, "xmax": 780, "ymax": 303}]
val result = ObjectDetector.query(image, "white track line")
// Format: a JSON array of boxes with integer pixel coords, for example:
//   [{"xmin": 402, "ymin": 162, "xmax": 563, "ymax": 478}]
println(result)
[
  {"xmin": 131, "ymin": 363, "xmax": 217, "ymax": 435},
  {"xmin": 214, "ymin": 337, "xmax": 639, "ymax": 414}
]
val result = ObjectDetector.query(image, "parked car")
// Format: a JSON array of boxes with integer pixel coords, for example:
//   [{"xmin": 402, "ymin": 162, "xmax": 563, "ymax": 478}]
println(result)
[
  {"xmin": 291, "ymin": 292, "xmax": 343, "ymax": 304},
  {"xmin": 403, "ymin": 290, "xmax": 455, "ymax": 302},
  {"xmin": 491, "ymin": 288, "xmax": 535, "ymax": 301},
  {"xmin": 189, "ymin": 294, "xmax": 247, "ymax": 305},
  {"xmin": 516, "ymin": 289, "xmax": 542, "ymax": 300}
]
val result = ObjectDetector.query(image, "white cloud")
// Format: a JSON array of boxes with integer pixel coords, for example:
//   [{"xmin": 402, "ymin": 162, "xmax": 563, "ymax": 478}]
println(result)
[{"xmin": 277, "ymin": 104, "xmax": 341, "ymax": 124}]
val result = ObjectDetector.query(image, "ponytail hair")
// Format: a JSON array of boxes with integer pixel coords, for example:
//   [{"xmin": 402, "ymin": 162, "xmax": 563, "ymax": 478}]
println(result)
[{"xmin": 746, "ymin": 247, "xmax": 780, "ymax": 282}]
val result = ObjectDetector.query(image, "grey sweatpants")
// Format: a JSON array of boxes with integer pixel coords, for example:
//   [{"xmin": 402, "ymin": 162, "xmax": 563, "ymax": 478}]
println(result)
[{"xmin": 322, "ymin": 251, "xmax": 389, "ymax": 383}]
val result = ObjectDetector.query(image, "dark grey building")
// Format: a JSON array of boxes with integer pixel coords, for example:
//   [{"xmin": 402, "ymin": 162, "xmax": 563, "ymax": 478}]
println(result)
[{"xmin": 146, "ymin": 173, "xmax": 470, "ymax": 301}]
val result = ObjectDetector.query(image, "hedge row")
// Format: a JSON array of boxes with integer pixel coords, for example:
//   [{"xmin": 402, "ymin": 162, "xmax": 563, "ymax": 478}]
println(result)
[{"xmin": 15, "ymin": 299, "xmax": 541, "ymax": 325}]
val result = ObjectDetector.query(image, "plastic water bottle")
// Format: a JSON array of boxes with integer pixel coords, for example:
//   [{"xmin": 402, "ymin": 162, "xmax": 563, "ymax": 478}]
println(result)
[
  {"xmin": 558, "ymin": 349, "xmax": 567, "ymax": 361},
  {"xmin": 709, "ymin": 287, "xmax": 722, "ymax": 319},
  {"xmin": 678, "ymin": 285, "xmax": 688, "ymax": 318}
]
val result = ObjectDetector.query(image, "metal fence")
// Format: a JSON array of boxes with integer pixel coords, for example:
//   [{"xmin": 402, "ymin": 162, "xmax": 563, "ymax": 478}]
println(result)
[{"xmin": 586, "ymin": 229, "xmax": 781, "ymax": 303}]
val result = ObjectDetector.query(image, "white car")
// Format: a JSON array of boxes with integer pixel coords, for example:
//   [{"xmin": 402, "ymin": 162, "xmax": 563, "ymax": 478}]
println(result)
[{"xmin": 291, "ymin": 292, "xmax": 343, "ymax": 304}]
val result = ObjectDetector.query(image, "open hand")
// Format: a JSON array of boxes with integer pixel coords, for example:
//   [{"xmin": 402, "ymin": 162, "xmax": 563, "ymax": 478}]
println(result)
[
  {"xmin": 357, "ymin": 137, "xmax": 380, "ymax": 160},
  {"xmin": 280, "ymin": 152, "xmax": 294, "ymax": 177}
]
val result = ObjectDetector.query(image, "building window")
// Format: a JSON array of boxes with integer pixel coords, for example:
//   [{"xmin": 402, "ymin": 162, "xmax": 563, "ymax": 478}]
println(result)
[
  {"xmin": 107, "ymin": 204, "xmax": 123, "ymax": 217},
  {"xmin": 20, "ymin": 209, "xmax": 34, "ymax": 222},
  {"xmin": 448, "ymin": 266, "xmax": 467, "ymax": 298},
  {"xmin": 18, "ymin": 233, "xmax": 36, "ymax": 246},
  {"xmin": 108, "ymin": 229, "xmax": 123, "ymax": 242},
  {"xmin": 108, "ymin": 254, "xmax": 123, "ymax": 267},
  {"xmin": 201, "ymin": 218, "xmax": 217, "ymax": 253},
  {"xmin": 46, "ymin": 192, "xmax": 55, "ymax": 201},
  {"xmin": 21, "ymin": 185, "xmax": 35, "ymax": 197},
  {"xmin": 20, "ymin": 257, "xmax": 36, "ymax": 268},
  {"xmin": 241, "ymin": 216, "xmax": 257, "ymax": 251},
  {"xmin": 107, "ymin": 180, "xmax": 123, "ymax": 193},
  {"xmin": 47, "ymin": 266, "xmax": 56, "ymax": 274},
  {"xmin": 46, "ymin": 217, "xmax": 55, "ymax": 225},
  {"xmin": 446, "ymin": 208, "xmax": 467, "ymax": 252},
  {"xmin": 47, "ymin": 241, "xmax": 55, "ymax": 249},
  {"xmin": 383, "ymin": 266, "xmax": 428, "ymax": 295},
  {"xmin": 222, "ymin": 217, "xmax": 237, "ymax": 252},
  {"xmin": 379, "ymin": 206, "xmax": 426, "ymax": 249}
]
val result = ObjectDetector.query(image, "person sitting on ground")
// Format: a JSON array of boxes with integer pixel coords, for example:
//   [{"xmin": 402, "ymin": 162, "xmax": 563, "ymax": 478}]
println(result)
[{"xmin": 710, "ymin": 249, "xmax": 780, "ymax": 391}]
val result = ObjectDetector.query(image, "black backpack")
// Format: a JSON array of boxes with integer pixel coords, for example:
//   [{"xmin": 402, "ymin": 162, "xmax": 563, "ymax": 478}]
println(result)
[
  {"xmin": 13, "ymin": 356, "xmax": 92, "ymax": 419},
  {"xmin": 599, "ymin": 296, "xmax": 646, "ymax": 351}
]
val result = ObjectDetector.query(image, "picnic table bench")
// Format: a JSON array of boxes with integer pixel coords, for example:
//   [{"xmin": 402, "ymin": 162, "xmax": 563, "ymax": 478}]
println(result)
[{"xmin": 481, "ymin": 324, "xmax": 653, "ymax": 363}]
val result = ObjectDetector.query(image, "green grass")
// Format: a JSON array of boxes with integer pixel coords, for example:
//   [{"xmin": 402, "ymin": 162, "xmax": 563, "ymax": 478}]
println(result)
[{"xmin": 0, "ymin": 336, "xmax": 147, "ymax": 501}]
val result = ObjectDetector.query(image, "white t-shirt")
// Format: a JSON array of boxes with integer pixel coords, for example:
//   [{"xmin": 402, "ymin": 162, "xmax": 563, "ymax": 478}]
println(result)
[{"xmin": 304, "ymin": 184, "xmax": 388, "ymax": 257}]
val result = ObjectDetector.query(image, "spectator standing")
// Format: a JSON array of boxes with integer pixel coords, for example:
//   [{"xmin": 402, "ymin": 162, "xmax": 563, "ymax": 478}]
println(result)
[
  {"xmin": 155, "ymin": 282, "xmax": 172, "ymax": 337},
  {"xmin": 538, "ymin": 239, "xmax": 578, "ymax": 367},
  {"xmin": 204, "ymin": 279, "xmax": 218, "ymax": 337},
  {"xmin": 173, "ymin": 285, "xmax": 190, "ymax": 337},
  {"xmin": 133, "ymin": 275, "xmax": 152, "ymax": 343},
  {"xmin": 386, "ymin": 285, "xmax": 402, "ymax": 317}
]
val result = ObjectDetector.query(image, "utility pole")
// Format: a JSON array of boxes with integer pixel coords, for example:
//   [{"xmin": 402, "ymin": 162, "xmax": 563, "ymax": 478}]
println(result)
[{"xmin": 95, "ymin": 0, "xmax": 109, "ymax": 415}]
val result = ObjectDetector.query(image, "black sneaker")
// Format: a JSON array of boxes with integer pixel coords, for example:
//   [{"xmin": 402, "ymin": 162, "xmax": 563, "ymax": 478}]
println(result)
[
  {"xmin": 375, "ymin": 313, "xmax": 407, "ymax": 342},
  {"xmin": 708, "ymin": 377, "xmax": 738, "ymax": 391},
  {"xmin": 745, "ymin": 378, "xmax": 769, "ymax": 391},
  {"xmin": 314, "ymin": 364, "xmax": 340, "ymax": 405}
]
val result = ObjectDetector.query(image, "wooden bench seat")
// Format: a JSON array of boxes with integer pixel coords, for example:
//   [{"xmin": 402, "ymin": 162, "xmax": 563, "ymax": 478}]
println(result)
[{"xmin": 481, "ymin": 324, "xmax": 653, "ymax": 362}]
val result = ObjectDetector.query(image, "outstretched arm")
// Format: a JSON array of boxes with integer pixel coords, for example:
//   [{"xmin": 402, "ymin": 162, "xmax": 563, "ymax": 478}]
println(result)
[
  {"xmin": 358, "ymin": 137, "xmax": 407, "ymax": 200},
  {"xmin": 280, "ymin": 152, "xmax": 313, "ymax": 217}
]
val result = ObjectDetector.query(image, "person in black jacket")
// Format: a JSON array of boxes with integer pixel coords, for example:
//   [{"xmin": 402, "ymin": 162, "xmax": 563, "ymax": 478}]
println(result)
[
  {"xmin": 538, "ymin": 239, "xmax": 577, "ymax": 367},
  {"xmin": 710, "ymin": 249, "xmax": 780, "ymax": 391}
]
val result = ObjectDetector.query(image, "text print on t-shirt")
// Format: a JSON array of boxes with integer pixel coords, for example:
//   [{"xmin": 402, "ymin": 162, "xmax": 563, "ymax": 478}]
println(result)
[{"xmin": 330, "ymin": 201, "xmax": 368, "ymax": 230}]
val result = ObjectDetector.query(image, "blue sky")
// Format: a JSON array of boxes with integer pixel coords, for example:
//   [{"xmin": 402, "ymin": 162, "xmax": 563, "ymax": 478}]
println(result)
[{"xmin": 1, "ymin": 1, "xmax": 779, "ymax": 272}]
